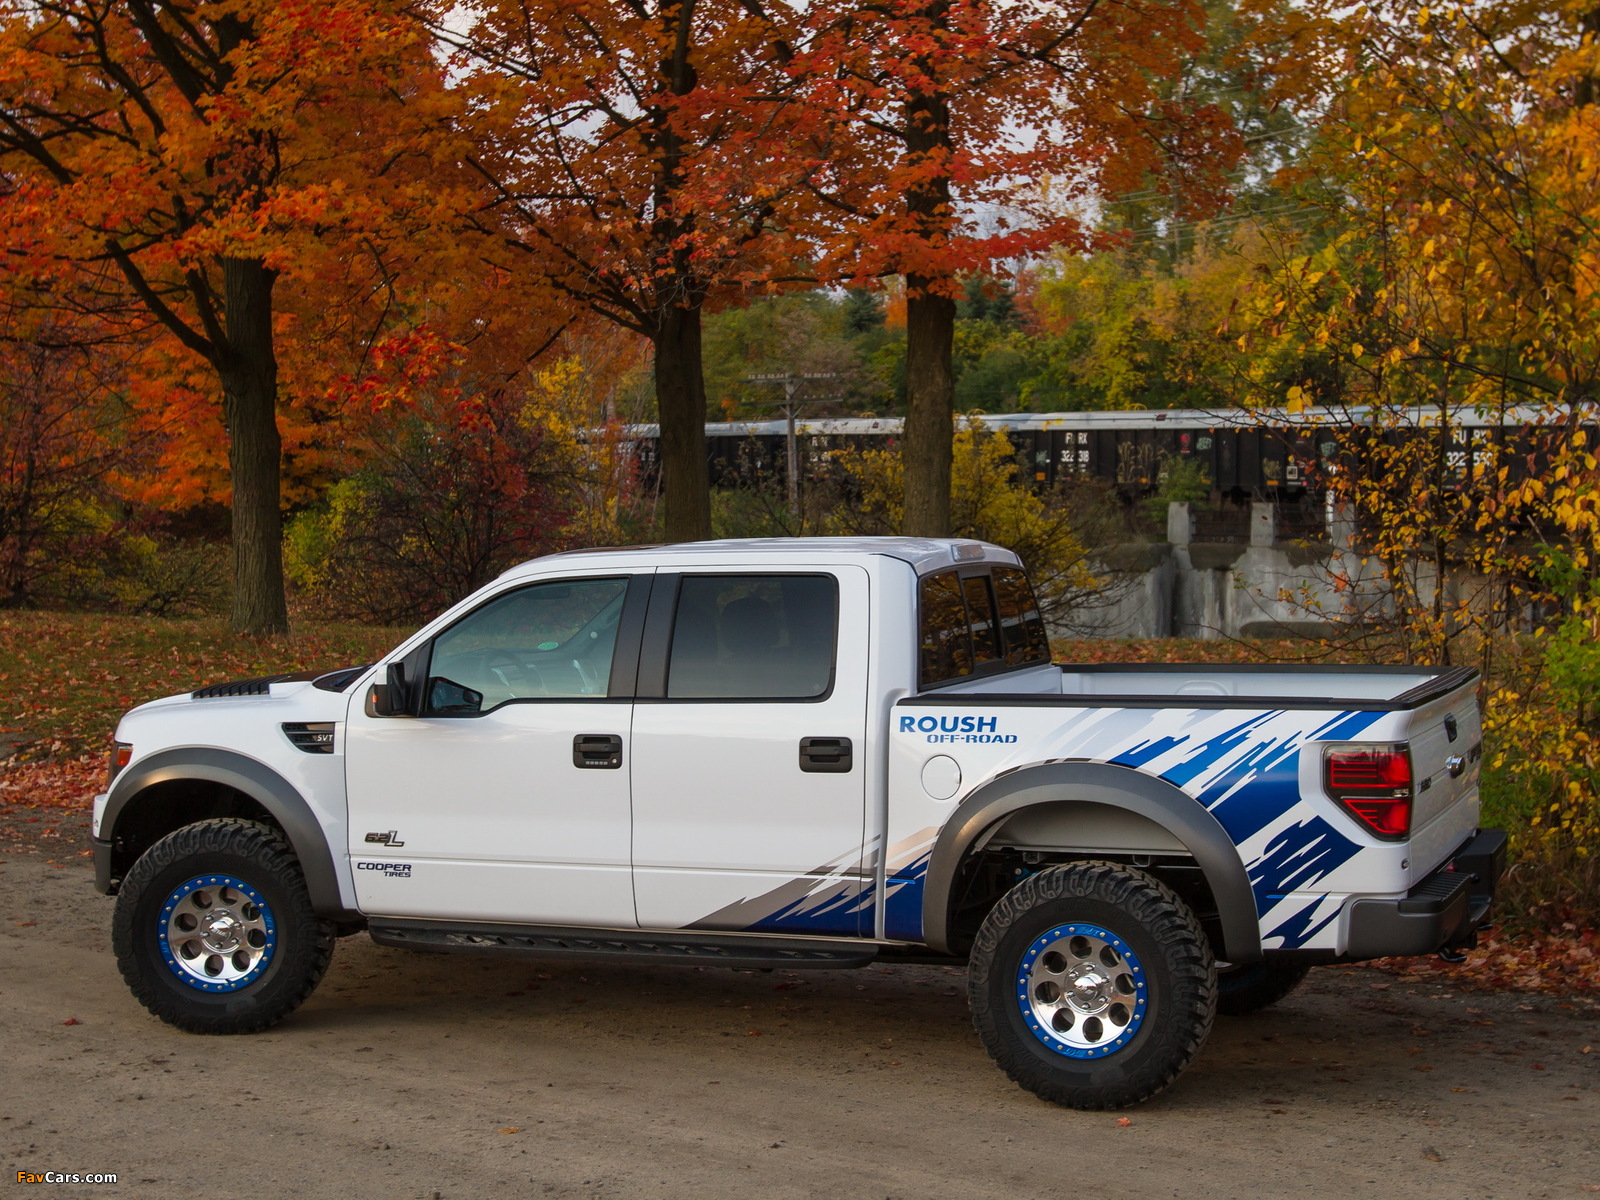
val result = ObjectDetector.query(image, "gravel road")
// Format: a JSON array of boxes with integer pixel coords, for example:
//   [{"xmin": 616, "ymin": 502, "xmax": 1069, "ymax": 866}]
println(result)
[{"xmin": 2, "ymin": 850, "xmax": 1597, "ymax": 1200}]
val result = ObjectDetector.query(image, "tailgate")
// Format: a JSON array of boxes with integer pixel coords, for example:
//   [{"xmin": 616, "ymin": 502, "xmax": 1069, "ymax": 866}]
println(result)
[{"xmin": 1404, "ymin": 677, "xmax": 1483, "ymax": 877}]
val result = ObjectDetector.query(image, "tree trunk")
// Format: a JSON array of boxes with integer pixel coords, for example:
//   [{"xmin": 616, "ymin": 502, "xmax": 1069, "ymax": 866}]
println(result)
[
  {"xmin": 219, "ymin": 257, "xmax": 289, "ymax": 635},
  {"xmin": 903, "ymin": 284, "xmax": 956, "ymax": 537},
  {"xmin": 653, "ymin": 303, "xmax": 712, "ymax": 542},
  {"xmin": 901, "ymin": 73, "xmax": 956, "ymax": 539},
  {"xmin": 1577, "ymin": 6, "xmax": 1600, "ymax": 107}
]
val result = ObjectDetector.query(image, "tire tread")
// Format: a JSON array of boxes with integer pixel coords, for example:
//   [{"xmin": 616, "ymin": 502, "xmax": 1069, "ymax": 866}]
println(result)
[
  {"xmin": 968, "ymin": 860, "xmax": 1216, "ymax": 1109},
  {"xmin": 112, "ymin": 818, "xmax": 334, "ymax": 1034}
]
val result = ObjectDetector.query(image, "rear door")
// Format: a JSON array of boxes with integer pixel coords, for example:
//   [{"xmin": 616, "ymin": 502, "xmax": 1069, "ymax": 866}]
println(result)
[{"xmin": 628, "ymin": 567, "xmax": 871, "ymax": 937}]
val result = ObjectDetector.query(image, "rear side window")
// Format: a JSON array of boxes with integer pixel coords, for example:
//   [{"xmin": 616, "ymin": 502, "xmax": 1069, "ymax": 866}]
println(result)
[
  {"xmin": 920, "ymin": 567, "xmax": 1050, "ymax": 689},
  {"xmin": 993, "ymin": 566, "xmax": 1051, "ymax": 666},
  {"xmin": 667, "ymin": 574, "xmax": 838, "ymax": 700},
  {"xmin": 962, "ymin": 575, "xmax": 1002, "ymax": 667}
]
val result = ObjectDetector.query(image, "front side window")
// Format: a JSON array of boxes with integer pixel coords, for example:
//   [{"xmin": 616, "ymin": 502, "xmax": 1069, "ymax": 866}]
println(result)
[
  {"xmin": 666, "ymin": 574, "xmax": 837, "ymax": 700},
  {"xmin": 424, "ymin": 577, "xmax": 629, "ymax": 715}
]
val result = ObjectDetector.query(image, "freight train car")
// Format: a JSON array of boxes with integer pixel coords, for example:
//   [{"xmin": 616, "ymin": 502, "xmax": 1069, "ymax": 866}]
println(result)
[{"xmin": 607, "ymin": 404, "xmax": 1597, "ymax": 512}]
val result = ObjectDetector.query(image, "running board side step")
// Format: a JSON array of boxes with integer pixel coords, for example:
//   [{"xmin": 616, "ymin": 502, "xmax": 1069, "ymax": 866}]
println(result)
[{"xmin": 368, "ymin": 919, "xmax": 880, "ymax": 969}]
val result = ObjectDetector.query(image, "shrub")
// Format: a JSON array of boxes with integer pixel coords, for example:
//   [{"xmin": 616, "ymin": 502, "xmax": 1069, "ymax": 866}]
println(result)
[{"xmin": 287, "ymin": 386, "xmax": 580, "ymax": 624}]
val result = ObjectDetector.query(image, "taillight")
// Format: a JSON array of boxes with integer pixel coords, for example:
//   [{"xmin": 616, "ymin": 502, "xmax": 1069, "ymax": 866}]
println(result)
[{"xmin": 1323, "ymin": 744, "xmax": 1413, "ymax": 840}]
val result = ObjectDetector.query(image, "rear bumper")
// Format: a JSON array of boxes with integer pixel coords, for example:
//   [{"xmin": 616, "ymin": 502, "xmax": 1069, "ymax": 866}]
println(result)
[{"xmin": 1345, "ymin": 828, "xmax": 1506, "ymax": 959}]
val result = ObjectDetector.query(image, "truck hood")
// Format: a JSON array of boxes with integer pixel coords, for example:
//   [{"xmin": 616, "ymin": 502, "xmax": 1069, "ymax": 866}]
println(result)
[{"xmin": 115, "ymin": 667, "xmax": 371, "ymax": 745}]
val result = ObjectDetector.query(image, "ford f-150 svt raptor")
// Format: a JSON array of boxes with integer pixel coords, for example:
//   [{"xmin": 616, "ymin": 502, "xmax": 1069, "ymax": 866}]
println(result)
[{"xmin": 93, "ymin": 537, "xmax": 1504, "ymax": 1109}]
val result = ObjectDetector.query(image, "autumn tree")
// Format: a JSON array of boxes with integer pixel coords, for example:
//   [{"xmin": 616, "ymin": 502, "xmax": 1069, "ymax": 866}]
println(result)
[
  {"xmin": 0, "ymin": 303, "xmax": 136, "ymax": 606},
  {"xmin": 1238, "ymin": 0, "xmax": 1600, "ymax": 657},
  {"xmin": 1228, "ymin": 0, "xmax": 1600, "ymax": 912},
  {"xmin": 826, "ymin": 418, "xmax": 1105, "ymax": 623},
  {"xmin": 290, "ymin": 356, "xmax": 582, "ymax": 624},
  {"xmin": 795, "ymin": 0, "xmax": 1247, "ymax": 535},
  {"xmin": 0, "ymin": 0, "xmax": 456, "ymax": 632},
  {"xmin": 1027, "ymin": 233, "xmax": 1263, "ymax": 410},
  {"xmin": 429, "ymin": 0, "xmax": 822, "ymax": 542}
]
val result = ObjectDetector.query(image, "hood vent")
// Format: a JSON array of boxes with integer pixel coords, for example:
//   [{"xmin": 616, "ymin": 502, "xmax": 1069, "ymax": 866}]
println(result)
[
  {"xmin": 191, "ymin": 675, "xmax": 291, "ymax": 699},
  {"xmin": 312, "ymin": 665, "xmax": 369, "ymax": 693}
]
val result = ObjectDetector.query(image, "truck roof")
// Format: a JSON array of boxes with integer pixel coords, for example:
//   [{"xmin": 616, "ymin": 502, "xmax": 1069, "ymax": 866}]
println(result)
[{"xmin": 500, "ymin": 536, "xmax": 1022, "ymax": 580}]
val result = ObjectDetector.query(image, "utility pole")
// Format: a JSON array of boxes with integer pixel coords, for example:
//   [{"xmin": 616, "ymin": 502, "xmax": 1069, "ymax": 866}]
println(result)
[{"xmin": 744, "ymin": 372, "xmax": 843, "ymax": 523}]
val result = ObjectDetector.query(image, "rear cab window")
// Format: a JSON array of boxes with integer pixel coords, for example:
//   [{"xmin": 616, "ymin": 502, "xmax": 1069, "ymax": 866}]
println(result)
[
  {"xmin": 919, "ymin": 565, "xmax": 1050, "ymax": 690},
  {"xmin": 665, "ymin": 574, "xmax": 838, "ymax": 700}
]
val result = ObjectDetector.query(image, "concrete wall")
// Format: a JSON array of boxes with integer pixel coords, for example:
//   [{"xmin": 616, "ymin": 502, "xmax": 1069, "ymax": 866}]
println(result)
[{"xmin": 1065, "ymin": 501, "xmax": 1402, "ymax": 641}]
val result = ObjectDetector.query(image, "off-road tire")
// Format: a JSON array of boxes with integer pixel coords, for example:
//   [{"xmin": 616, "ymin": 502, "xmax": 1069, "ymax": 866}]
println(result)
[
  {"xmin": 1216, "ymin": 960, "xmax": 1310, "ymax": 1017},
  {"xmin": 968, "ymin": 861, "xmax": 1216, "ymax": 1110},
  {"xmin": 112, "ymin": 818, "xmax": 335, "ymax": 1034}
]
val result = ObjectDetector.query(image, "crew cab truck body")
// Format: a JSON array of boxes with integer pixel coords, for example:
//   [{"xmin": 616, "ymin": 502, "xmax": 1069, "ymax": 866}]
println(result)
[{"xmin": 93, "ymin": 537, "xmax": 1504, "ymax": 1108}]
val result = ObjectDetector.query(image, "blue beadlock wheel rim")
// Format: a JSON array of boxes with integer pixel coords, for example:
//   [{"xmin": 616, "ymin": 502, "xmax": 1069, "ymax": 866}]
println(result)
[
  {"xmin": 157, "ymin": 874, "xmax": 277, "ymax": 993},
  {"xmin": 1016, "ymin": 922, "xmax": 1148, "ymax": 1059}
]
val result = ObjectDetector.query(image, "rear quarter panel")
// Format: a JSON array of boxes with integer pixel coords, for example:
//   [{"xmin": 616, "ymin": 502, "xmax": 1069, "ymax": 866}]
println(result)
[{"xmin": 885, "ymin": 694, "xmax": 1476, "ymax": 954}]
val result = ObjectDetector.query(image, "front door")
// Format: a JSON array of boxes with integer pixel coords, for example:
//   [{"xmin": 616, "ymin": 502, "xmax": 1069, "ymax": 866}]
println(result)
[
  {"xmin": 629, "ymin": 568, "xmax": 870, "ymax": 937},
  {"xmin": 345, "ymin": 572, "xmax": 645, "ymax": 926}
]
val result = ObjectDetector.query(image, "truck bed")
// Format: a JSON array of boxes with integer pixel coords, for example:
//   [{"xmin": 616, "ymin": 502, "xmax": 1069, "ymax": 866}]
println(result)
[{"xmin": 938, "ymin": 663, "xmax": 1479, "ymax": 709}]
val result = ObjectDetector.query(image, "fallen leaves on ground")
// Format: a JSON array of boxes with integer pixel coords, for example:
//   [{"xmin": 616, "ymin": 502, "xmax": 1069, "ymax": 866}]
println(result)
[
  {"xmin": 1371, "ymin": 927, "xmax": 1599, "ymax": 995},
  {"xmin": 1051, "ymin": 638, "xmax": 1362, "ymax": 666},
  {"xmin": 0, "ymin": 755, "xmax": 101, "ymax": 810},
  {"xmin": 0, "ymin": 612, "xmax": 400, "ymax": 755}
]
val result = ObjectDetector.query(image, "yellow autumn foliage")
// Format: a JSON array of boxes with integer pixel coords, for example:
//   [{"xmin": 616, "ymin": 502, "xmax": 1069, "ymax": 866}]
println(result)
[{"xmin": 1238, "ymin": 0, "xmax": 1600, "ymax": 921}]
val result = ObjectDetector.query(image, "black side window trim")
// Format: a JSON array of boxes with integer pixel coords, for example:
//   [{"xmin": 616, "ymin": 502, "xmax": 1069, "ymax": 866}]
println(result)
[
  {"xmin": 634, "ymin": 571, "xmax": 842, "ymax": 704},
  {"xmin": 418, "ymin": 574, "xmax": 651, "ymax": 718},
  {"xmin": 605, "ymin": 574, "xmax": 654, "ymax": 698}
]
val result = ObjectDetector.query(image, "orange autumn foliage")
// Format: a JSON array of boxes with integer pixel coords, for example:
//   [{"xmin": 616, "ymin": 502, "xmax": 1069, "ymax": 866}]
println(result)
[{"xmin": 0, "ymin": 0, "xmax": 473, "ymax": 630}]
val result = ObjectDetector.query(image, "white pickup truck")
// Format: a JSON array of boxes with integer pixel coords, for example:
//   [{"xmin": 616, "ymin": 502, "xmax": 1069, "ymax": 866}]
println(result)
[{"xmin": 94, "ymin": 537, "xmax": 1504, "ymax": 1109}]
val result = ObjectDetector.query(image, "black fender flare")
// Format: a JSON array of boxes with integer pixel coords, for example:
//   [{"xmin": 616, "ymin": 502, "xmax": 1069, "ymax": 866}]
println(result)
[
  {"xmin": 921, "ymin": 761, "xmax": 1262, "ymax": 963},
  {"xmin": 103, "ymin": 747, "xmax": 352, "ymax": 918}
]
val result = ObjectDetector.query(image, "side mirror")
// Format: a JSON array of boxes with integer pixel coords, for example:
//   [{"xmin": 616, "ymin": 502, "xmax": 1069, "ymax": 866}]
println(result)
[{"xmin": 366, "ymin": 662, "xmax": 412, "ymax": 717}]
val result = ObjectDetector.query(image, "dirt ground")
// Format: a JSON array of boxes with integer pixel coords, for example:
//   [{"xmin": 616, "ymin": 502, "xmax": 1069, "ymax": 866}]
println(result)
[{"xmin": 2, "ymin": 847, "xmax": 1597, "ymax": 1200}]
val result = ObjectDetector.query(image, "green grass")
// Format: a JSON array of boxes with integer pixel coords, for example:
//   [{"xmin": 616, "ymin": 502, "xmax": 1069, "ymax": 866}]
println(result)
[{"xmin": 0, "ymin": 612, "xmax": 405, "ymax": 756}]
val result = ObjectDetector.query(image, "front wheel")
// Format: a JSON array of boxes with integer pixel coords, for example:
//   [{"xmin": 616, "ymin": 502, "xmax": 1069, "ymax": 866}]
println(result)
[
  {"xmin": 112, "ymin": 818, "xmax": 335, "ymax": 1034},
  {"xmin": 968, "ymin": 861, "xmax": 1216, "ymax": 1110}
]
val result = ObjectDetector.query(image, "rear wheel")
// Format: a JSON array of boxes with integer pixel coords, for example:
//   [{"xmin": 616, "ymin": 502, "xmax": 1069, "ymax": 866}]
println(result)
[
  {"xmin": 112, "ymin": 818, "xmax": 334, "ymax": 1034},
  {"xmin": 1216, "ymin": 960, "xmax": 1310, "ymax": 1016},
  {"xmin": 968, "ymin": 861, "xmax": 1216, "ymax": 1110}
]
